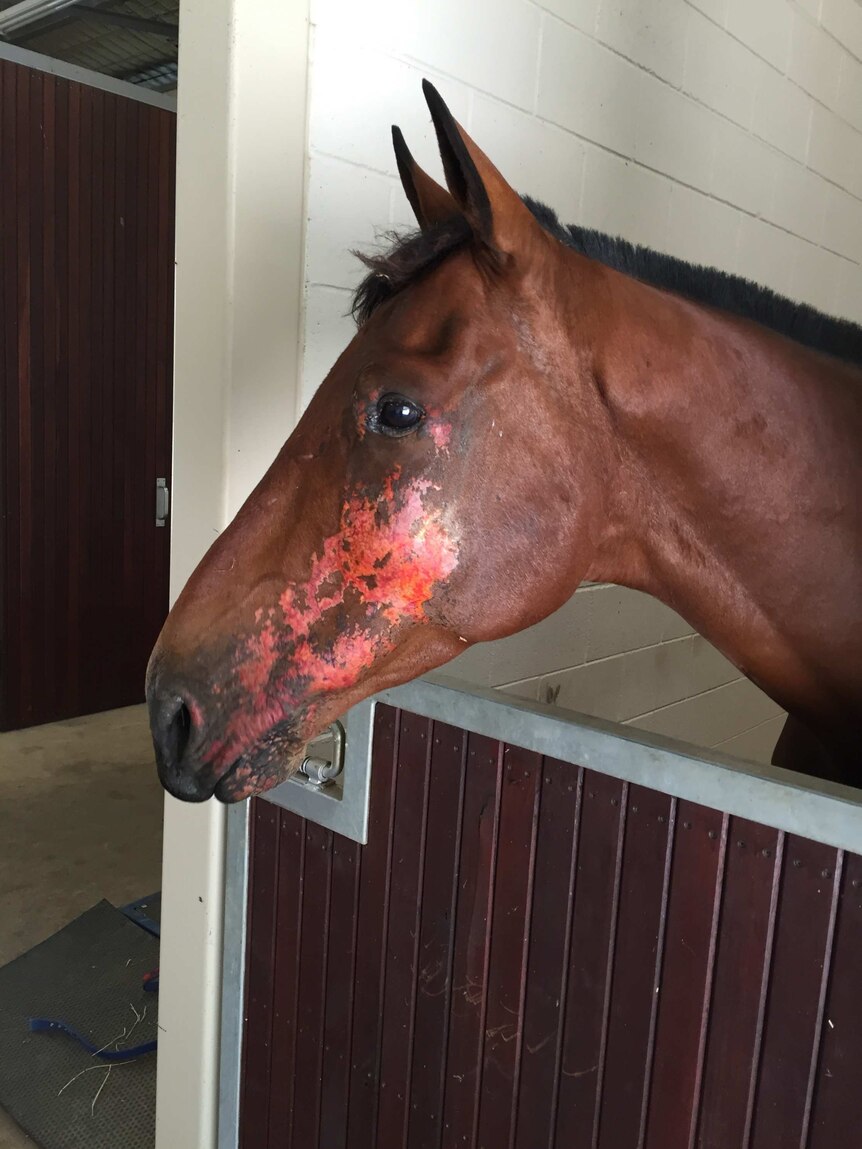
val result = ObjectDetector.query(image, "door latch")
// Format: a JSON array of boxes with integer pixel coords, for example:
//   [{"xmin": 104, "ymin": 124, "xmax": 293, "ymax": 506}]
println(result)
[
  {"xmin": 156, "ymin": 478, "xmax": 170, "ymax": 526},
  {"xmin": 298, "ymin": 722, "xmax": 345, "ymax": 786},
  {"xmin": 263, "ymin": 704, "xmax": 373, "ymax": 843}
]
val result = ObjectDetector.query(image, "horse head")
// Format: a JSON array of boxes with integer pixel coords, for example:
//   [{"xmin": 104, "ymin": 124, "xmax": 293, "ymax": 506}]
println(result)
[{"xmin": 147, "ymin": 82, "xmax": 613, "ymax": 801}]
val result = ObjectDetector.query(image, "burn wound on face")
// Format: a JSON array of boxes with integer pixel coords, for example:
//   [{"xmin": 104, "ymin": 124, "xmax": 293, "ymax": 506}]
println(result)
[
  {"xmin": 227, "ymin": 469, "xmax": 459, "ymax": 749},
  {"xmin": 428, "ymin": 419, "xmax": 452, "ymax": 451}
]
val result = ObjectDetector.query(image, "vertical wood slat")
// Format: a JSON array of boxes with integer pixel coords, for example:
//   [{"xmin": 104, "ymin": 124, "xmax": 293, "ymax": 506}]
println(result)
[
  {"xmin": 265, "ymin": 810, "xmax": 306, "ymax": 1149},
  {"xmin": 514, "ymin": 760, "xmax": 582, "ymax": 1149},
  {"xmin": 28, "ymin": 69, "xmax": 45, "ymax": 726},
  {"xmin": 807, "ymin": 853, "xmax": 862, "ymax": 1149},
  {"xmin": 154, "ymin": 105, "xmax": 176, "ymax": 650},
  {"xmin": 132, "ymin": 96, "xmax": 151, "ymax": 706},
  {"xmin": 0, "ymin": 60, "xmax": 175, "ymax": 730},
  {"xmin": 596, "ymin": 785, "xmax": 674, "ymax": 1149},
  {"xmin": 142, "ymin": 101, "xmax": 159, "ymax": 684},
  {"xmin": 1, "ymin": 62, "xmax": 21, "ymax": 725},
  {"xmin": 441, "ymin": 733, "xmax": 503, "ymax": 1147},
  {"xmin": 240, "ymin": 801, "xmax": 280, "ymax": 1149},
  {"xmin": 554, "ymin": 771, "xmax": 626, "ymax": 1148},
  {"xmin": 644, "ymin": 802, "xmax": 726, "ymax": 1149},
  {"xmin": 89, "ymin": 85, "xmax": 107, "ymax": 703},
  {"xmin": 291, "ymin": 821, "xmax": 334, "ymax": 1149},
  {"xmin": 15, "ymin": 64, "xmax": 33, "ymax": 726},
  {"xmin": 346, "ymin": 705, "xmax": 400, "ymax": 1149},
  {"xmin": 476, "ymin": 744, "xmax": 543, "ymax": 1149},
  {"xmin": 64, "ymin": 76, "xmax": 84, "ymax": 718},
  {"xmin": 695, "ymin": 818, "xmax": 781, "ymax": 1149},
  {"xmin": 406, "ymin": 723, "xmax": 468, "ymax": 1149},
  {"xmin": 110, "ymin": 92, "xmax": 128, "ymax": 691},
  {"xmin": 40, "ymin": 72, "xmax": 58, "ymax": 719},
  {"xmin": 375, "ymin": 713, "xmax": 434, "ymax": 1148},
  {"xmin": 240, "ymin": 707, "xmax": 862, "ymax": 1149},
  {"xmin": 749, "ymin": 838, "xmax": 840, "ymax": 1148},
  {"xmin": 319, "ymin": 832, "xmax": 361, "ymax": 1149},
  {"xmin": 52, "ymin": 74, "xmax": 71, "ymax": 716}
]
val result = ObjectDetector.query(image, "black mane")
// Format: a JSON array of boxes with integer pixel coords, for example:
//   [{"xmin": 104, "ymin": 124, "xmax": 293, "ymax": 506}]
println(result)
[{"xmin": 353, "ymin": 195, "xmax": 862, "ymax": 368}]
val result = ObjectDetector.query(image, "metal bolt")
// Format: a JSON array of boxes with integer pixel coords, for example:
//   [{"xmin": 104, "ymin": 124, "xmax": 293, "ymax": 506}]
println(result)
[
  {"xmin": 708, "ymin": 830, "xmax": 717, "ymax": 840},
  {"xmin": 851, "ymin": 879, "xmax": 860, "ymax": 889},
  {"xmin": 631, "ymin": 805, "xmax": 639, "ymax": 813},
  {"xmin": 658, "ymin": 814, "xmax": 666, "ymax": 823},
  {"xmin": 822, "ymin": 869, "xmax": 832, "ymax": 879},
  {"xmin": 762, "ymin": 848, "xmax": 771, "ymax": 858},
  {"xmin": 793, "ymin": 859, "xmax": 802, "ymax": 868},
  {"xmin": 737, "ymin": 840, "xmax": 746, "ymax": 848},
  {"xmin": 611, "ymin": 797, "xmax": 618, "ymax": 807},
  {"xmin": 683, "ymin": 821, "xmax": 692, "ymax": 830}
]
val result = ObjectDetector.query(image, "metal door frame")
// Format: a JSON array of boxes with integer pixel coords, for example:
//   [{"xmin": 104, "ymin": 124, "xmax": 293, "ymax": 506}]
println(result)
[{"xmin": 216, "ymin": 673, "xmax": 862, "ymax": 1148}]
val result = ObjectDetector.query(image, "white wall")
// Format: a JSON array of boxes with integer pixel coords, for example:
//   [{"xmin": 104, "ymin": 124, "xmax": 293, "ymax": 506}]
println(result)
[{"xmin": 301, "ymin": 0, "xmax": 862, "ymax": 762}]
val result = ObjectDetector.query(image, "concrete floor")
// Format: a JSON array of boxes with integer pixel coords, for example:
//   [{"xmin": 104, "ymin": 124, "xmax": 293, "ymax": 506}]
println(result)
[{"xmin": 0, "ymin": 706, "xmax": 163, "ymax": 1149}]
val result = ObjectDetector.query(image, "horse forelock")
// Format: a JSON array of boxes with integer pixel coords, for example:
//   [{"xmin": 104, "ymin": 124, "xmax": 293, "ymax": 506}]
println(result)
[{"xmin": 351, "ymin": 215, "xmax": 473, "ymax": 326}]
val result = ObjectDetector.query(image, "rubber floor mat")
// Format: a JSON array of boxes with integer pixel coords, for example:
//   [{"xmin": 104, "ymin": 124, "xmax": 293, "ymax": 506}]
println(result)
[{"xmin": 0, "ymin": 901, "xmax": 158, "ymax": 1149}]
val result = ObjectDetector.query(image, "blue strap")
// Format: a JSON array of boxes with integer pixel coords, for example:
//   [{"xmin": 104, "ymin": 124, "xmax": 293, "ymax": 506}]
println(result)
[{"xmin": 28, "ymin": 1018, "xmax": 156, "ymax": 1061}]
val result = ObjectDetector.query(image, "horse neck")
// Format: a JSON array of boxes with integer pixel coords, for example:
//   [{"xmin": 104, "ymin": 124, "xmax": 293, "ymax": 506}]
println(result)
[{"xmin": 570, "ymin": 261, "xmax": 862, "ymax": 723}]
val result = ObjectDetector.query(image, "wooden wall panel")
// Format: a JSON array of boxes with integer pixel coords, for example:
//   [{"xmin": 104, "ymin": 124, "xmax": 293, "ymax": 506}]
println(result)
[
  {"xmin": 241, "ymin": 707, "xmax": 862, "ymax": 1148},
  {"xmin": 0, "ymin": 60, "xmax": 175, "ymax": 729}
]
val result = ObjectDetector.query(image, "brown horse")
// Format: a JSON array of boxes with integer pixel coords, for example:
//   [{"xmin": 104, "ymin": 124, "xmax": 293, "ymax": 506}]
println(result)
[{"xmin": 147, "ymin": 82, "xmax": 862, "ymax": 802}]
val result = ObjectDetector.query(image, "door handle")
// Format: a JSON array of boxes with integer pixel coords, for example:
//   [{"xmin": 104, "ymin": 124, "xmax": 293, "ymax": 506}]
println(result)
[{"xmin": 156, "ymin": 478, "xmax": 170, "ymax": 526}]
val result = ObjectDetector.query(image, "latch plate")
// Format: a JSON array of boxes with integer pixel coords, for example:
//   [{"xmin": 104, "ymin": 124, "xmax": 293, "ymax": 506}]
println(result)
[{"xmin": 263, "ymin": 701, "xmax": 374, "ymax": 844}]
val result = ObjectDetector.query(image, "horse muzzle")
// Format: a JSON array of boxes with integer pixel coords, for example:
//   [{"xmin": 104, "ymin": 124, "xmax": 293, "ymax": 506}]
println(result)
[
  {"xmin": 146, "ymin": 654, "xmax": 308, "ymax": 803},
  {"xmin": 147, "ymin": 679, "xmax": 222, "ymax": 802}
]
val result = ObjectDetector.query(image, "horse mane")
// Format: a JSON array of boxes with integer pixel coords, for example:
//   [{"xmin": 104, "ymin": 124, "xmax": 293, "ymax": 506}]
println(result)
[{"xmin": 353, "ymin": 195, "xmax": 862, "ymax": 368}]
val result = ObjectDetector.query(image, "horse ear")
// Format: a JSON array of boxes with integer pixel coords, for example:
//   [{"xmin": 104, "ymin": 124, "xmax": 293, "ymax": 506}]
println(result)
[
  {"xmin": 422, "ymin": 79, "xmax": 539, "ymax": 256},
  {"xmin": 392, "ymin": 125, "xmax": 460, "ymax": 231}
]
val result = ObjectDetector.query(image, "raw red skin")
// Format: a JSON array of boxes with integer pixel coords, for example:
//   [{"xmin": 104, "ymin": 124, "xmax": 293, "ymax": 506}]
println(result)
[
  {"xmin": 208, "ymin": 468, "xmax": 459, "ymax": 783},
  {"xmin": 428, "ymin": 419, "xmax": 452, "ymax": 451}
]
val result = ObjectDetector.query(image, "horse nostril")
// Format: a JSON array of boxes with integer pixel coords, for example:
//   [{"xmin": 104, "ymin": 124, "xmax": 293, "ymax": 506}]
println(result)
[
  {"xmin": 147, "ymin": 680, "xmax": 215, "ymax": 801},
  {"xmin": 173, "ymin": 701, "xmax": 192, "ymax": 762},
  {"xmin": 153, "ymin": 695, "xmax": 196, "ymax": 770}
]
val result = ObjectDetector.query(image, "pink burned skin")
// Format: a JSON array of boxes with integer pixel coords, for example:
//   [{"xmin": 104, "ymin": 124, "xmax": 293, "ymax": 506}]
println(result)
[
  {"xmin": 211, "ymin": 469, "xmax": 459, "ymax": 789},
  {"xmin": 426, "ymin": 413, "xmax": 453, "ymax": 452}
]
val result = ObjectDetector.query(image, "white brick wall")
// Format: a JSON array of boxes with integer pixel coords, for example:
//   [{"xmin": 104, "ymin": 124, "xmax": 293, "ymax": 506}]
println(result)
[{"xmin": 301, "ymin": 0, "xmax": 862, "ymax": 763}]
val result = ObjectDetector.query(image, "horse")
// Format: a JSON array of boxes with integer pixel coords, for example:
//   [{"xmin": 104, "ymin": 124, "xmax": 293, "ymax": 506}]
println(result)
[{"xmin": 147, "ymin": 81, "xmax": 862, "ymax": 802}]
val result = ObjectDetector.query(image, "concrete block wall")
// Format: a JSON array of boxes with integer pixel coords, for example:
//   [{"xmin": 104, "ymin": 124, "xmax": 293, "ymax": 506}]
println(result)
[{"xmin": 301, "ymin": 0, "xmax": 862, "ymax": 762}]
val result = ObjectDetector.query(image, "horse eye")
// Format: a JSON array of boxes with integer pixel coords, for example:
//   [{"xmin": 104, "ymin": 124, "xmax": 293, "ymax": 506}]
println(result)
[{"xmin": 374, "ymin": 394, "xmax": 424, "ymax": 436}]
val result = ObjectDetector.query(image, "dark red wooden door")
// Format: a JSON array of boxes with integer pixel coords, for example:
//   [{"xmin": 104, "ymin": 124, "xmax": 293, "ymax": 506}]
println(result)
[
  {"xmin": 0, "ymin": 59, "xmax": 175, "ymax": 730},
  {"xmin": 241, "ymin": 704, "xmax": 862, "ymax": 1148}
]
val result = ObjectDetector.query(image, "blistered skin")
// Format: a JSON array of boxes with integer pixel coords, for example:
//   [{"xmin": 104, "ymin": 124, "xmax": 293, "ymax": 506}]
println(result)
[{"xmin": 208, "ymin": 467, "xmax": 459, "ymax": 792}]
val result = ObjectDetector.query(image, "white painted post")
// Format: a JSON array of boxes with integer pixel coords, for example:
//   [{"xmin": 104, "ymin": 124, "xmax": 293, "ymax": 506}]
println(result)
[{"xmin": 156, "ymin": 2, "xmax": 310, "ymax": 1145}]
